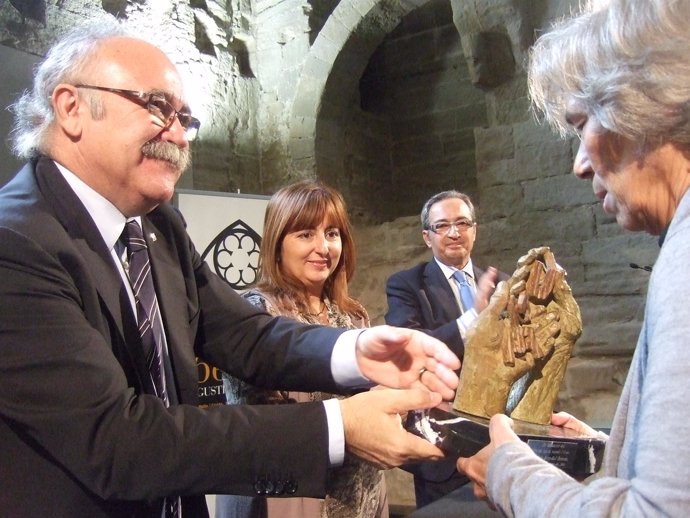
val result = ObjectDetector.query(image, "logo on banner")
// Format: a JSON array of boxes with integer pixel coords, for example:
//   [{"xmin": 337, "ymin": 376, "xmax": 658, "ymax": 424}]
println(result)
[{"xmin": 197, "ymin": 219, "xmax": 263, "ymax": 407}]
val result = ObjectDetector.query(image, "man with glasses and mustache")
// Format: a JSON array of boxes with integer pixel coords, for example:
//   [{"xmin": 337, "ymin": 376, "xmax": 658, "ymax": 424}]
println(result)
[
  {"xmin": 0, "ymin": 21, "xmax": 463, "ymax": 518},
  {"xmin": 385, "ymin": 190, "xmax": 504, "ymax": 510}
]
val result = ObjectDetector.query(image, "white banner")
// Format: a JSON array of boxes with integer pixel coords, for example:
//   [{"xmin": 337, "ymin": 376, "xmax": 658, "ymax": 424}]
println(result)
[
  {"xmin": 175, "ymin": 189, "xmax": 270, "ymax": 408},
  {"xmin": 176, "ymin": 189, "xmax": 269, "ymax": 291}
]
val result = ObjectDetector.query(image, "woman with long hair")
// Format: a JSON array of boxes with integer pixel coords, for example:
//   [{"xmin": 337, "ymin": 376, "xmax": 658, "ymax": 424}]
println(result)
[{"xmin": 217, "ymin": 180, "xmax": 387, "ymax": 518}]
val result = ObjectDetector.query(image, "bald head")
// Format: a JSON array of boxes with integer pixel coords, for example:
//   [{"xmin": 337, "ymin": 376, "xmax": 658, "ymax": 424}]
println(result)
[{"xmin": 80, "ymin": 37, "xmax": 184, "ymax": 97}]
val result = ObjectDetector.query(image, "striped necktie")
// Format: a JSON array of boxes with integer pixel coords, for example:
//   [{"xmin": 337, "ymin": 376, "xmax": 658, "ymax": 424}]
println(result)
[
  {"xmin": 121, "ymin": 221, "xmax": 180, "ymax": 517},
  {"xmin": 121, "ymin": 220, "xmax": 169, "ymax": 404}
]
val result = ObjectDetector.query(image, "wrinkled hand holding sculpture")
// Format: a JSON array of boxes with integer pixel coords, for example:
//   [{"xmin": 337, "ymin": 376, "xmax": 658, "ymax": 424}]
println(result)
[{"xmin": 453, "ymin": 247, "xmax": 582, "ymax": 425}]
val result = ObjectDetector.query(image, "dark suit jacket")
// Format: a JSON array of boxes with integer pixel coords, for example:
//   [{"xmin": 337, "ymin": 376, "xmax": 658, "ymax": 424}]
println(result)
[
  {"xmin": 385, "ymin": 260, "xmax": 490, "ymax": 359},
  {"xmin": 0, "ymin": 158, "xmax": 346, "ymax": 517},
  {"xmin": 385, "ymin": 260, "xmax": 507, "ymax": 486}
]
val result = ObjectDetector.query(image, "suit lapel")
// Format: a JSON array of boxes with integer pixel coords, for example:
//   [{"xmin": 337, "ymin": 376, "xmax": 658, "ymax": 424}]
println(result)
[
  {"xmin": 424, "ymin": 261, "xmax": 461, "ymax": 321},
  {"xmin": 33, "ymin": 158, "xmax": 151, "ymax": 390}
]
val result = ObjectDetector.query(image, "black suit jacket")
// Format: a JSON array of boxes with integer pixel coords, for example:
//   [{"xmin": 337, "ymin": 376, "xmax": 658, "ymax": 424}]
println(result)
[
  {"xmin": 0, "ymin": 158, "xmax": 346, "ymax": 517},
  {"xmin": 385, "ymin": 260, "xmax": 506, "ymax": 486}
]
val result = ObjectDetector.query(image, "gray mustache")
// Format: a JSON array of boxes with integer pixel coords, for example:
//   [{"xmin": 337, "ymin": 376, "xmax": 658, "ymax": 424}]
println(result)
[{"xmin": 141, "ymin": 141, "xmax": 190, "ymax": 171}]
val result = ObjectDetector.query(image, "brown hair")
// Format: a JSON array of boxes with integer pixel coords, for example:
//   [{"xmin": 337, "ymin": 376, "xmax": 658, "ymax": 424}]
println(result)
[{"xmin": 254, "ymin": 180, "xmax": 366, "ymax": 319}]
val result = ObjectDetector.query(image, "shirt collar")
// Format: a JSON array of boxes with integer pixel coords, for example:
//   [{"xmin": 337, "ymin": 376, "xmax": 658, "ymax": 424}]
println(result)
[
  {"xmin": 54, "ymin": 161, "xmax": 138, "ymax": 250},
  {"xmin": 434, "ymin": 257, "xmax": 474, "ymax": 281}
]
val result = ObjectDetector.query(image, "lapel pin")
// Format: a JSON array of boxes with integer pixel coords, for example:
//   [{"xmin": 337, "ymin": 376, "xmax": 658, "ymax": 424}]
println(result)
[{"xmin": 149, "ymin": 232, "xmax": 157, "ymax": 242}]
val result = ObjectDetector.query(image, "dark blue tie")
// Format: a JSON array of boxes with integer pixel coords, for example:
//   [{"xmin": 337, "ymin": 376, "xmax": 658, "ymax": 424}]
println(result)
[
  {"xmin": 122, "ymin": 221, "xmax": 180, "ymax": 517},
  {"xmin": 453, "ymin": 270, "xmax": 475, "ymax": 312},
  {"xmin": 121, "ymin": 220, "xmax": 169, "ymax": 405}
]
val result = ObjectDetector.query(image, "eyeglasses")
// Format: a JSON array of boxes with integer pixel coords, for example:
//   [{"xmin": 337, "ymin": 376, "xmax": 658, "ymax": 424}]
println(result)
[
  {"xmin": 74, "ymin": 84, "xmax": 201, "ymax": 141},
  {"xmin": 428, "ymin": 219, "xmax": 475, "ymax": 235}
]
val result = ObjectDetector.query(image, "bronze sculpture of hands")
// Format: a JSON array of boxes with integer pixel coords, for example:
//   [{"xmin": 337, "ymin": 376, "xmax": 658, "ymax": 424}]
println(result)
[{"xmin": 454, "ymin": 247, "xmax": 582, "ymax": 424}]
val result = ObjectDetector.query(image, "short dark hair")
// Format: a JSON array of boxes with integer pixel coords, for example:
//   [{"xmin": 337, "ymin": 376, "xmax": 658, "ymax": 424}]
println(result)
[{"xmin": 420, "ymin": 191, "xmax": 476, "ymax": 230}]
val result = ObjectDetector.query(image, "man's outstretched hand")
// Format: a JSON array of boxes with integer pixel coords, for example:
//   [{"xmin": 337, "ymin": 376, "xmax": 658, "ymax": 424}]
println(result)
[{"xmin": 355, "ymin": 326, "xmax": 461, "ymax": 401}]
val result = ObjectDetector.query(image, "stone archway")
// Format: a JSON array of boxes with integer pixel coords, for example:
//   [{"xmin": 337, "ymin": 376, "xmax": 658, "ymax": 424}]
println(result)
[
  {"xmin": 290, "ymin": 0, "xmax": 488, "ymax": 223},
  {"xmin": 288, "ymin": 0, "xmax": 430, "ymax": 174},
  {"xmin": 287, "ymin": 0, "xmax": 546, "ymax": 224}
]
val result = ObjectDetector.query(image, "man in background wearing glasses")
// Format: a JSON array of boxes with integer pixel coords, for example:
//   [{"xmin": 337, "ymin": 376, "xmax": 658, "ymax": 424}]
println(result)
[
  {"xmin": 0, "ymin": 21, "xmax": 463, "ymax": 518},
  {"xmin": 385, "ymin": 190, "xmax": 504, "ymax": 510}
]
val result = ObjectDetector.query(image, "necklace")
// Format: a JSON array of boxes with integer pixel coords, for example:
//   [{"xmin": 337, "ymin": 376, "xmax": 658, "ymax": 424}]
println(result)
[{"xmin": 308, "ymin": 301, "xmax": 327, "ymax": 317}]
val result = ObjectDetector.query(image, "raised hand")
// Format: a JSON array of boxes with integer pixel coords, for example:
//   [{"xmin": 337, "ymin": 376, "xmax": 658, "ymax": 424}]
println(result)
[
  {"xmin": 452, "ymin": 279, "xmax": 553, "ymax": 417},
  {"xmin": 473, "ymin": 266, "xmax": 500, "ymax": 313},
  {"xmin": 511, "ymin": 267, "xmax": 582, "ymax": 423}
]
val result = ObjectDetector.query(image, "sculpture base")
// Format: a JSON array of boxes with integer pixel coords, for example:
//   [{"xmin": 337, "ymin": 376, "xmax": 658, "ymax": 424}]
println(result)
[{"xmin": 406, "ymin": 406, "xmax": 605, "ymax": 477}]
